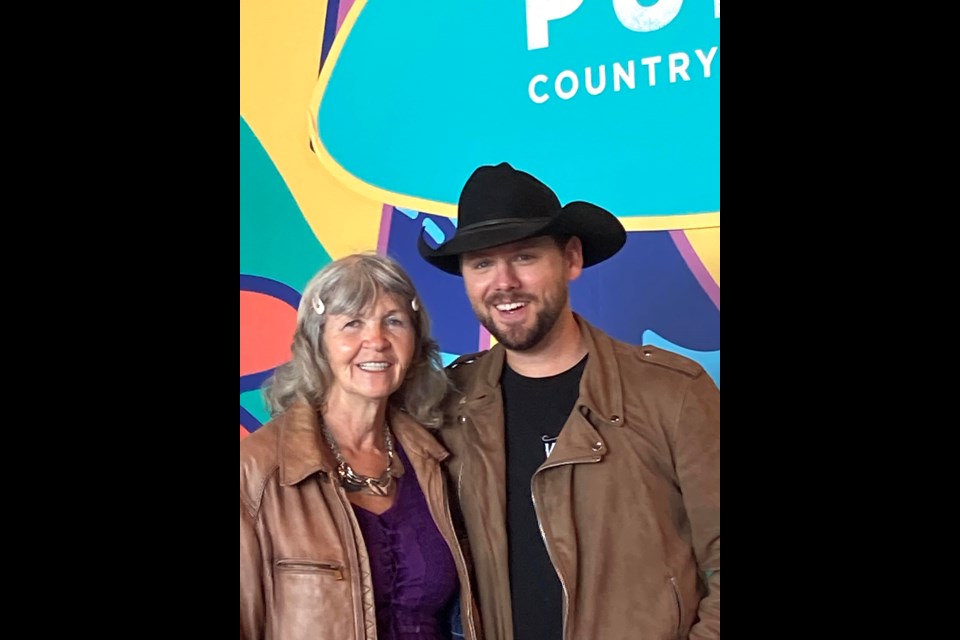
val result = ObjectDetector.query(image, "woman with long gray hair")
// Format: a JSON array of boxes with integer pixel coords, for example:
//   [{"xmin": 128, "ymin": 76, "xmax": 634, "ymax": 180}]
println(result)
[{"xmin": 240, "ymin": 252, "xmax": 478, "ymax": 640}]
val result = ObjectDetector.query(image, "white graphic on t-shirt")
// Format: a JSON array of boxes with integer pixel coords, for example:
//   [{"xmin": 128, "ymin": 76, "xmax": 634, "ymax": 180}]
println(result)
[{"xmin": 542, "ymin": 435, "xmax": 558, "ymax": 458}]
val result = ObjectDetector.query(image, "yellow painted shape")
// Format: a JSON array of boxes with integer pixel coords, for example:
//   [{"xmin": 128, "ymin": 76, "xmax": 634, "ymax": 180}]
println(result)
[
  {"xmin": 622, "ymin": 212, "xmax": 720, "ymax": 232},
  {"xmin": 682, "ymin": 226, "xmax": 720, "ymax": 287},
  {"xmin": 241, "ymin": 0, "xmax": 383, "ymax": 258},
  {"xmin": 308, "ymin": 1, "xmax": 441, "ymax": 215}
]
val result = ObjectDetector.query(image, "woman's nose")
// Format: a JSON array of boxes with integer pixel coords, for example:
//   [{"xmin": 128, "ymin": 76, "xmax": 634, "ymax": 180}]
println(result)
[{"xmin": 363, "ymin": 324, "xmax": 389, "ymax": 350}]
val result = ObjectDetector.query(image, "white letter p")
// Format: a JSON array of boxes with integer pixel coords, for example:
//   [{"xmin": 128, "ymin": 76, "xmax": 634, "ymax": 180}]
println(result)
[{"xmin": 526, "ymin": 0, "xmax": 584, "ymax": 50}]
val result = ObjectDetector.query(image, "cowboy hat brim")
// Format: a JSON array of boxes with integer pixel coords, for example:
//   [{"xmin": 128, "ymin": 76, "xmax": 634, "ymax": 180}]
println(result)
[{"xmin": 418, "ymin": 201, "xmax": 626, "ymax": 276}]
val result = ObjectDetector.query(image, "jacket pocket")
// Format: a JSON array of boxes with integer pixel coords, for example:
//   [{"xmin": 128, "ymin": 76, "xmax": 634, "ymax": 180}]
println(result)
[
  {"xmin": 274, "ymin": 558, "xmax": 352, "ymax": 639},
  {"xmin": 275, "ymin": 558, "xmax": 344, "ymax": 580}
]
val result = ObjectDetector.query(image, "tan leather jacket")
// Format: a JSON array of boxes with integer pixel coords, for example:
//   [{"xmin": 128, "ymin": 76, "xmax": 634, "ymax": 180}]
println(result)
[
  {"xmin": 439, "ymin": 315, "xmax": 720, "ymax": 640},
  {"xmin": 240, "ymin": 403, "xmax": 480, "ymax": 640}
]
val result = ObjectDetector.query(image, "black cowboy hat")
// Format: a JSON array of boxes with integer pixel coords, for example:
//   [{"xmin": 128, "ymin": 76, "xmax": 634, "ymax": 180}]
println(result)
[{"xmin": 418, "ymin": 162, "xmax": 627, "ymax": 276}]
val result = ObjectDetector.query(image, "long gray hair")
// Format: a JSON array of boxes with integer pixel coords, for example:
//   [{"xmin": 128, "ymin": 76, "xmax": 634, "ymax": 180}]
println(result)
[{"xmin": 262, "ymin": 252, "xmax": 450, "ymax": 428}]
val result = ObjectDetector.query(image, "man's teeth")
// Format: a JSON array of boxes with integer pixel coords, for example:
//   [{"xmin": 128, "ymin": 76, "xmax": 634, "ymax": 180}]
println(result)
[
  {"xmin": 358, "ymin": 362, "xmax": 390, "ymax": 371},
  {"xmin": 496, "ymin": 302, "xmax": 525, "ymax": 311}
]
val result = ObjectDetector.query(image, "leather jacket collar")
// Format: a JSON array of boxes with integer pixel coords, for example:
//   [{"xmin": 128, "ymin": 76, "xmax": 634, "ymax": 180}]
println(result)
[
  {"xmin": 459, "ymin": 313, "xmax": 626, "ymax": 429},
  {"xmin": 276, "ymin": 402, "xmax": 449, "ymax": 487}
]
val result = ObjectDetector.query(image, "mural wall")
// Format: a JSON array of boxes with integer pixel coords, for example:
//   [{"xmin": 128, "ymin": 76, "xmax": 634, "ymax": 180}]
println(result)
[{"xmin": 240, "ymin": 0, "xmax": 720, "ymax": 439}]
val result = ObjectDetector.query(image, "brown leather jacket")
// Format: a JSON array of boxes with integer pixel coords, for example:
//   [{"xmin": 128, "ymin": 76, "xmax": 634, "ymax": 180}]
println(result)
[
  {"xmin": 439, "ymin": 315, "xmax": 720, "ymax": 640},
  {"xmin": 240, "ymin": 403, "xmax": 480, "ymax": 640}
]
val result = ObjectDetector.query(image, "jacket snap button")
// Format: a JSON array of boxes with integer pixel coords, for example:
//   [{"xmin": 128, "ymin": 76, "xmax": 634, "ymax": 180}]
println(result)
[
  {"xmin": 610, "ymin": 415, "xmax": 621, "ymax": 423},
  {"xmin": 643, "ymin": 350, "xmax": 652, "ymax": 357},
  {"xmin": 457, "ymin": 415, "xmax": 466, "ymax": 424},
  {"xmin": 592, "ymin": 442, "xmax": 603, "ymax": 451}
]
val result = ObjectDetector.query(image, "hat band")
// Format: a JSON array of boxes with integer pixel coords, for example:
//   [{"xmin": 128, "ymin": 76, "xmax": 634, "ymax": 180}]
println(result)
[{"xmin": 456, "ymin": 216, "xmax": 553, "ymax": 233}]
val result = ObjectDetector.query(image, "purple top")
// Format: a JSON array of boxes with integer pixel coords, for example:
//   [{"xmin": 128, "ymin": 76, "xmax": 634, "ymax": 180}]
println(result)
[{"xmin": 351, "ymin": 441, "xmax": 460, "ymax": 640}]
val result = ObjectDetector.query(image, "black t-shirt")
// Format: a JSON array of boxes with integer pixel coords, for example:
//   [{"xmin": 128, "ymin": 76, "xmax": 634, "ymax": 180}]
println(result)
[{"xmin": 501, "ymin": 355, "xmax": 588, "ymax": 640}]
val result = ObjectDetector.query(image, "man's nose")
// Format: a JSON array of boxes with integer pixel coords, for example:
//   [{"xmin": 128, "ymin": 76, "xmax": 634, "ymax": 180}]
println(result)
[{"xmin": 492, "ymin": 262, "xmax": 520, "ymax": 290}]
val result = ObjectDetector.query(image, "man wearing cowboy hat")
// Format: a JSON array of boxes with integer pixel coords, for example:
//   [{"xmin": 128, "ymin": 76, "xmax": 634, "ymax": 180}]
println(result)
[{"xmin": 419, "ymin": 162, "xmax": 720, "ymax": 640}]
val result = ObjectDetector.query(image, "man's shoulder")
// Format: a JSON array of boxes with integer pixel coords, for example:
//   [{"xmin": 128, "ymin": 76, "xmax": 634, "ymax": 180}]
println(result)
[
  {"xmin": 611, "ymin": 340, "xmax": 705, "ymax": 379},
  {"xmin": 444, "ymin": 349, "xmax": 491, "ymax": 382},
  {"xmin": 580, "ymin": 315, "xmax": 705, "ymax": 380},
  {"xmin": 440, "ymin": 349, "xmax": 496, "ymax": 409},
  {"xmin": 446, "ymin": 350, "xmax": 489, "ymax": 370}
]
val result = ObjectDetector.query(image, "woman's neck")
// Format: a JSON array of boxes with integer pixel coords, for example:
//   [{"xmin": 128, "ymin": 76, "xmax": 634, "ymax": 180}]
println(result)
[{"xmin": 322, "ymin": 396, "xmax": 389, "ymax": 452}]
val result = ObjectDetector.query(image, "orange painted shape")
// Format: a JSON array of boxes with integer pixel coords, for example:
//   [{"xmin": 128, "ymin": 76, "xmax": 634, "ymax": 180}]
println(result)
[
  {"xmin": 240, "ymin": 425, "xmax": 250, "ymax": 440},
  {"xmin": 240, "ymin": 290, "xmax": 298, "ymax": 375}
]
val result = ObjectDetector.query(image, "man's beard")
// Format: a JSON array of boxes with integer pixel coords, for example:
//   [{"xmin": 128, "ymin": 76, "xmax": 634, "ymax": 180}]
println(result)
[{"xmin": 473, "ymin": 286, "xmax": 568, "ymax": 351}]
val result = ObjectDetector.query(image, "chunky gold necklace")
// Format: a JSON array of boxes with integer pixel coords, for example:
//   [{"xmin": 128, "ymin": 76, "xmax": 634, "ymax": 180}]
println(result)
[{"xmin": 321, "ymin": 420, "xmax": 396, "ymax": 497}]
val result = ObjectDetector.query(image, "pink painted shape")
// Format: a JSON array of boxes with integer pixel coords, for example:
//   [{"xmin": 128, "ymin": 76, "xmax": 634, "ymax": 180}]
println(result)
[
  {"xmin": 669, "ymin": 230, "xmax": 720, "ymax": 310},
  {"xmin": 240, "ymin": 425, "xmax": 250, "ymax": 440},
  {"xmin": 337, "ymin": 0, "xmax": 356, "ymax": 29},
  {"xmin": 478, "ymin": 324, "xmax": 492, "ymax": 352},
  {"xmin": 377, "ymin": 204, "xmax": 394, "ymax": 254}
]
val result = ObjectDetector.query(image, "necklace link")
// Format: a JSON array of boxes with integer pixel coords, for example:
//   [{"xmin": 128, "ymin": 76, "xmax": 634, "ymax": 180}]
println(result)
[{"xmin": 322, "ymin": 419, "xmax": 396, "ymax": 496}]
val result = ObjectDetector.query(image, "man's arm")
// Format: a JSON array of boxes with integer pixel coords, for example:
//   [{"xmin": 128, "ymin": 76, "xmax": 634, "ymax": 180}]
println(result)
[{"xmin": 672, "ymin": 370, "xmax": 720, "ymax": 639}]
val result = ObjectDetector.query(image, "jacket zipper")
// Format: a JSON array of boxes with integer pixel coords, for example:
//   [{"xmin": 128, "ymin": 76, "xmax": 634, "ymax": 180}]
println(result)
[
  {"xmin": 531, "ymin": 455, "xmax": 601, "ymax": 640},
  {"xmin": 326, "ymin": 474, "xmax": 369, "ymax": 640},
  {"xmin": 439, "ymin": 469, "xmax": 478, "ymax": 640},
  {"xmin": 670, "ymin": 576, "xmax": 682, "ymax": 636},
  {"xmin": 274, "ymin": 559, "xmax": 344, "ymax": 580}
]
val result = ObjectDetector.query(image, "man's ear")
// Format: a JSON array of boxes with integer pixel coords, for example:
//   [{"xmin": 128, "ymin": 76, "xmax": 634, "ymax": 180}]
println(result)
[{"xmin": 565, "ymin": 236, "xmax": 584, "ymax": 282}]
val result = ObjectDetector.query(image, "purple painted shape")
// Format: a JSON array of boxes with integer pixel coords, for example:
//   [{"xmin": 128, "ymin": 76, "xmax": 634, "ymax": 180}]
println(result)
[
  {"xmin": 240, "ymin": 274, "xmax": 302, "ymax": 308},
  {"xmin": 386, "ymin": 209, "xmax": 483, "ymax": 355},
  {"xmin": 378, "ymin": 204, "xmax": 394, "ymax": 253},
  {"xmin": 337, "ymin": 0, "xmax": 356, "ymax": 29},
  {"xmin": 669, "ymin": 230, "xmax": 720, "ymax": 310},
  {"xmin": 479, "ymin": 324, "xmax": 491, "ymax": 352}
]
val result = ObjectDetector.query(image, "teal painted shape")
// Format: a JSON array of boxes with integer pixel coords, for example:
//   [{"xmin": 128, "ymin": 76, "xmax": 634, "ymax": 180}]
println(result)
[
  {"xmin": 440, "ymin": 352, "xmax": 458, "ymax": 367},
  {"xmin": 642, "ymin": 329, "xmax": 719, "ymax": 388},
  {"xmin": 318, "ymin": 1, "xmax": 719, "ymax": 216},
  {"xmin": 241, "ymin": 389, "xmax": 272, "ymax": 426},
  {"xmin": 240, "ymin": 115, "xmax": 331, "ymax": 289}
]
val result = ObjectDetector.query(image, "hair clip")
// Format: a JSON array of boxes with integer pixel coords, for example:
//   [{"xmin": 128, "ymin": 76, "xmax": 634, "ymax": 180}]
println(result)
[
  {"xmin": 313, "ymin": 294, "xmax": 325, "ymax": 315},
  {"xmin": 411, "ymin": 298, "xmax": 420, "ymax": 312}
]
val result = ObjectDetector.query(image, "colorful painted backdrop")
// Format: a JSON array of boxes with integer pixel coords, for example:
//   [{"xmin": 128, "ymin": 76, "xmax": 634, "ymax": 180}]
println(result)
[{"xmin": 240, "ymin": 0, "xmax": 720, "ymax": 439}]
